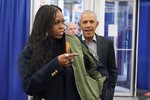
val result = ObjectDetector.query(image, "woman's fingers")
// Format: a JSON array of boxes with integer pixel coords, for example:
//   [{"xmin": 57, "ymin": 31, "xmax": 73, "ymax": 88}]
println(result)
[{"xmin": 58, "ymin": 53, "xmax": 78, "ymax": 67}]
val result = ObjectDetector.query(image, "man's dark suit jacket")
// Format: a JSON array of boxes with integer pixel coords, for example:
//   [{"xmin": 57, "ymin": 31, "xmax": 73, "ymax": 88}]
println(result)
[{"xmin": 80, "ymin": 34, "xmax": 118, "ymax": 100}]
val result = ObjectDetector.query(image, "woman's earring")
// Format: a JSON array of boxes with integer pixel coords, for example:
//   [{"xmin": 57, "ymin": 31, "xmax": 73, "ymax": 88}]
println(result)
[{"xmin": 46, "ymin": 32, "xmax": 48, "ymax": 37}]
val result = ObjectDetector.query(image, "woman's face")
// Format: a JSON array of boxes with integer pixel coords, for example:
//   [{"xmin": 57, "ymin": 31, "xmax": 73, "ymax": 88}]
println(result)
[{"xmin": 51, "ymin": 11, "xmax": 65, "ymax": 39}]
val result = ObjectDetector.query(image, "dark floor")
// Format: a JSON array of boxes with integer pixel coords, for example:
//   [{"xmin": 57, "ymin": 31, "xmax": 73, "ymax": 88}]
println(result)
[
  {"xmin": 114, "ymin": 97, "xmax": 150, "ymax": 100},
  {"xmin": 114, "ymin": 89, "xmax": 150, "ymax": 100},
  {"xmin": 137, "ymin": 89, "xmax": 150, "ymax": 100}
]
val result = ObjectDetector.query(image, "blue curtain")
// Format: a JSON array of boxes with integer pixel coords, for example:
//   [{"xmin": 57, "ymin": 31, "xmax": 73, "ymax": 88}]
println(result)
[
  {"xmin": 0, "ymin": 0, "xmax": 30, "ymax": 100},
  {"xmin": 137, "ymin": 2, "xmax": 150, "ymax": 91}
]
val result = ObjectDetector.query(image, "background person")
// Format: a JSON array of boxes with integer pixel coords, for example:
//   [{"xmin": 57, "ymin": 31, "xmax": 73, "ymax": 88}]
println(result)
[
  {"xmin": 18, "ymin": 5, "xmax": 105, "ymax": 100},
  {"xmin": 66, "ymin": 22, "xmax": 78, "ymax": 35},
  {"xmin": 144, "ymin": 92, "xmax": 150, "ymax": 96},
  {"xmin": 78, "ymin": 10, "xmax": 118, "ymax": 100}
]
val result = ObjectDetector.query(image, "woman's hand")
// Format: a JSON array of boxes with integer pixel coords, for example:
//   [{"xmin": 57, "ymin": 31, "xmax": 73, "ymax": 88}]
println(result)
[{"xmin": 58, "ymin": 53, "xmax": 78, "ymax": 67}]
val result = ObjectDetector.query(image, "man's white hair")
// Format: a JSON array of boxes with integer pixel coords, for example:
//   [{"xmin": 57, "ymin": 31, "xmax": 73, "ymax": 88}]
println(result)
[{"xmin": 79, "ymin": 10, "xmax": 97, "ymax": 21}]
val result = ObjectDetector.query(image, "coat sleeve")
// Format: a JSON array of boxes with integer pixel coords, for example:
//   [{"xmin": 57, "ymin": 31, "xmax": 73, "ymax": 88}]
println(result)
[
  {"xmin": 18, "ymin": 45, "xmax": 64, "ymax": 95},
  {"xmin": 101, "ymin": 40, "xmax": 118, "ymax": 100},
  {"xmin": 107, "ymin": 40, "xmax": 118, "ymax": 89}
]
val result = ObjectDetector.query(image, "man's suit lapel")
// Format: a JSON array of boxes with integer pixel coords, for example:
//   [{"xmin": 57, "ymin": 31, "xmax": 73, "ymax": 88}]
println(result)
[{"xmin": 96, "ymin": 34, "xmax": 104, "ymax": 61}]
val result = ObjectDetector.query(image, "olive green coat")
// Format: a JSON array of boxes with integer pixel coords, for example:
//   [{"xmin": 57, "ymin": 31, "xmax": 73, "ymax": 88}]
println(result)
[{"xmin": 66, "ymin": 34, "xmax": 106, "ymax": 100}]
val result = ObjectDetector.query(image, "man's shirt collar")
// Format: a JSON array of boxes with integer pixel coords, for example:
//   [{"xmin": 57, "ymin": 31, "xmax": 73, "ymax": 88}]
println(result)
[{"xmin": 82, "ymin": 34, "xmax": 97, "ymax": 43}]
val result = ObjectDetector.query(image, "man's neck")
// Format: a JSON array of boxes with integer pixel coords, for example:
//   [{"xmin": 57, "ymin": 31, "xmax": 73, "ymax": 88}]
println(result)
[{"xmin": 85, "ymin": 37, "xmax": 93, "ymax": 44}]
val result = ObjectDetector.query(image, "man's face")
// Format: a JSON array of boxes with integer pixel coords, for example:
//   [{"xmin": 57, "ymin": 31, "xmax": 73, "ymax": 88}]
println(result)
[
  {"xmin": 66, "ymin": 22, "xmax": 78, "ymax": 35},
  {"xmin": 78, "ymin": 13, "xmax": 99, "ymax": 38}
]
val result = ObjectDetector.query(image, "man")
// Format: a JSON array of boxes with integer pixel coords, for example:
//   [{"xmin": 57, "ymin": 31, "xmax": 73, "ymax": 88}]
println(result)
[
  {"xmin": 66, "ymin": 22, "xmax": 78, "ymax": 35},
  {"xmin": 78, "ymin": 10, "xmax": 118, "ymax": 100}
]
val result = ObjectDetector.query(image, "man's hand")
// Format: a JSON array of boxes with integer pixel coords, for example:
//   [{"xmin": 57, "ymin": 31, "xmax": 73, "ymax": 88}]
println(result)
[{"xmin": 98, "ymin": 97, "xmax": 102, "ymax": 100}]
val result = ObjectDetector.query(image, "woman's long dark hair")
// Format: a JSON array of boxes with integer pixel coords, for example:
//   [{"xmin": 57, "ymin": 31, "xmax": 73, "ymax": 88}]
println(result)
[{"xmin": 28, "ymin": 5, "xmax": 63, "ymax": 74}]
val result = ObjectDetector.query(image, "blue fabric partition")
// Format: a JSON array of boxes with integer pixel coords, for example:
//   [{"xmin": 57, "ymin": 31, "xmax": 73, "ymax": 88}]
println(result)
[
  {"xmin": 137, "ymin": 2, "xmax": 150, "ymax": 91},
  {"xmin": 0, "ymin": 0, "xmax": 30, "ymax": 100}
]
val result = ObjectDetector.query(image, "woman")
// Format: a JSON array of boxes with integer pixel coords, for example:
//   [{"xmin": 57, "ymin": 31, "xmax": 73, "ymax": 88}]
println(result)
[{"xmin": 18, "ymin": 5, "xmax": 105, "ymax": 100}]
